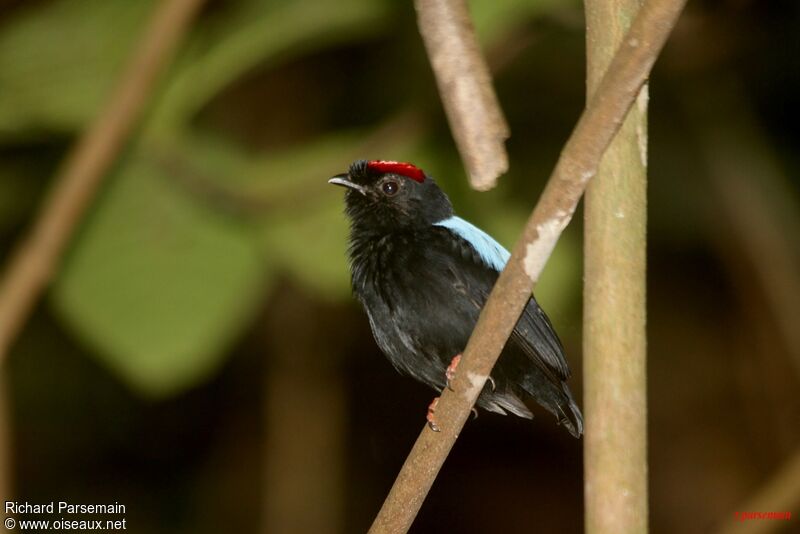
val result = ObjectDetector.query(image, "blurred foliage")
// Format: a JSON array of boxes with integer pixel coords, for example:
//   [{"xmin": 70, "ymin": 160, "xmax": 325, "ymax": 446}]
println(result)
[
  {"xmin": 470, "ymin": 0, "xmax": 574, "ymax": 42},
  {"xmin": 0, "ymin": 0, "xmax": 152, "ymax": 135},
  {"xmin": 52, "ymin": 148, "xmax": 265, "ymax": 397},
  {"xmin": 0, "ymin": 0, "xmax": 582, "ymax": 397}
]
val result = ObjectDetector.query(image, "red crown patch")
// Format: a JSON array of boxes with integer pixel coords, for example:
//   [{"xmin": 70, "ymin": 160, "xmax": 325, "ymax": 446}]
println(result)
[{"xmin": 366, "ymin": 160, "xmax": 426, "ymax": 183}]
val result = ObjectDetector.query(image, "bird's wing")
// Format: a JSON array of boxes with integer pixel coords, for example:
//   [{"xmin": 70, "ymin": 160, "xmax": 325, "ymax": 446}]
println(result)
[
  {"xmin": 433, "ymin": 216, "xmax": 570, "ymax": 382},
  {"xmin": 510, "ymin": 299, "xmax": 570, "ymax": 380}
]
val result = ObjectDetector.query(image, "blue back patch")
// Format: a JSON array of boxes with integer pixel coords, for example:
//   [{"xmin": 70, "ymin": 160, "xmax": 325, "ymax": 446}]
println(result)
[{"xmin": 434, "ymin": 216, "xmax": 510, "ymax": 272}]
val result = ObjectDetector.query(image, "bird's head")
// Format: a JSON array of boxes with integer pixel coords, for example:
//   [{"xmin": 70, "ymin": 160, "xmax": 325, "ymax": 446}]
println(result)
[{"xmin": 329, "ymin": 160, "xmax": 453, "ymax": 232}]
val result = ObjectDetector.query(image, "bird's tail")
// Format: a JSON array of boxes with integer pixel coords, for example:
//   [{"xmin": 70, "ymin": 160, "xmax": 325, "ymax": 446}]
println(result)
[{"xmin": 556, "ymin": 383, "xmax": 584, "ymax": 438}]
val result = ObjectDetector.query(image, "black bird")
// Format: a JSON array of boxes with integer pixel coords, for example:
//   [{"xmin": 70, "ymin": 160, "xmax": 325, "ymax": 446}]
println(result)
[{"xmin": 329, "ymin": 160, "xmax": 583, "ymax": 437}]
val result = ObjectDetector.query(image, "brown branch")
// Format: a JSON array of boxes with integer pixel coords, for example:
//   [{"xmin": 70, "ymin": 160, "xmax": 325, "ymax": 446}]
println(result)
[
  {"xmin": 583, "ymin": 0, "xmax": 650, "ymax": 532},
  {"xmin": 0, "ymin": 0, "xmax": 206, "ymax": 365},
  {"xmin": 368, "ymin": 0, "xmax": 687, "ymax": 531},
  {"xmin": 414, "ymin": 0, "xmax": 509, "ymax": 191}
]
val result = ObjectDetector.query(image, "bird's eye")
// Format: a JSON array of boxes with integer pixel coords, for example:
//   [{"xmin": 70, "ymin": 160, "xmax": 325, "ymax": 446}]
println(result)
[{"xmin": 382, "ymin": 180, "xmax": 399, "ymax": 196}]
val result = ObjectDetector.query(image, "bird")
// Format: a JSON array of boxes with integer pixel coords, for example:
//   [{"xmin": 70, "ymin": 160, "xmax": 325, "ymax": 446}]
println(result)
[{"xmin": 329, "ymin": 159, "xmax": 583, "ymax": 437}]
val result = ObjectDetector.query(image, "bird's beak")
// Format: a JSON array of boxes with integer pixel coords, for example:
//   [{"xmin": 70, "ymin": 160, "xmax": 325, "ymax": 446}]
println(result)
[{"xmin": 328, "ymin": 174, "xmax": 367, "ymax": 196}]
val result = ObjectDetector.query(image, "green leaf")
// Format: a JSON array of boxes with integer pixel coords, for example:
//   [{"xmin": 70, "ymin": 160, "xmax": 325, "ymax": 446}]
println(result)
[
  {"xmin": 260, "ymin": 195, "xmax": 351, "ymax": 300},
  {"xmin": 149, "ymin": 0, "xmax": 392, "ymax": 131},
  {"xmin": 0, "ymin": 0, "xmax": 391, "ymax": 137},
  {"xmin": 0, "ymin": 0, "xmax": 154, "ymax": 135},
  {"xmin": 51, "ymin": 146, "xmax": 266, "ymax": 398},
  {"xmin": 468, "ymin": 0, "xmax": 579, "ymax": 43}
]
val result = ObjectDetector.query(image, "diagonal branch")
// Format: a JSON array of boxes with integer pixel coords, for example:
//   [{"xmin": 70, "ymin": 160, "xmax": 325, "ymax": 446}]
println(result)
[
  {"xmin": 368, "ymin": 0, "xmax": 688, "ymax": 531},
  {"xmin": 415, "ymin": 0, "xmax": 510, "ymax": 191},
  {"xmin": 0, "ymin": 0, "xmax": 207, "ymax": 365}
]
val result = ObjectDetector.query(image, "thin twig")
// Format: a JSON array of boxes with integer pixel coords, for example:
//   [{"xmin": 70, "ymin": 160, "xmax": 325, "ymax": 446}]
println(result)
[
  {"xmin": 583, "ymin": 0, "xmax": 650, "ymax": 532},
  {"xmin": 415, "ymin": 0, "xmax": 509, "ymax": 191},
  {"xmin": 368, "ymin": 0, "xmax": 687, "ymax": 531},
  {"xmin": 0, "ymin": 0, "xmax": 206, "ymax": 364}
]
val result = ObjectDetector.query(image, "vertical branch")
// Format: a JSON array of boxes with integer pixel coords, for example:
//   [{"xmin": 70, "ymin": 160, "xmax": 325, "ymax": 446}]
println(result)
[
  {"xmin": 583, "ymin": 0, "xmax": 649, "ymax": 533},
  {"xmin": 0, "ymin": 0, "xmax": 206, "ymax": 365}
]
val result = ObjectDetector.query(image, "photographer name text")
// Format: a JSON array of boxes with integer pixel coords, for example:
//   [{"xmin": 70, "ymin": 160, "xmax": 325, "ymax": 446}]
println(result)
[{"xmin": 5, "ymin": 501, "xmax": 125, "ymax": 515}]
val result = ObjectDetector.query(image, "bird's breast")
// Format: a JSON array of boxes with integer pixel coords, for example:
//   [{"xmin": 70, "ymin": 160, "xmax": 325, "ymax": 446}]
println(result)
[{"xmin": 348, "ymin": 231, "xmax": 427, "ymax": 308}]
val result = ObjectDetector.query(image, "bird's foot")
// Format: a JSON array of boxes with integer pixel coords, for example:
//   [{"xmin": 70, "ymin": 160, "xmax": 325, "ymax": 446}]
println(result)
[
  {"xmin": 445, "ymin": 354, "xmax": 462, "ymax": 391},
  {"xmin": 427, "ymin": 397, "xmax": 441, "ymax": 432},
  {"xmin": 427, "ymin": 395, "xmax": 478, "ymax": 431},
  {"xmin": 446, "ymin": 354, "xmax": 496, "ymax": 393}
]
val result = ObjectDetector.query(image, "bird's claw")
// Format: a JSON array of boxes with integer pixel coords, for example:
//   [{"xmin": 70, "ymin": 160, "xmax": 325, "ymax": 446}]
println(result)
[
  {"xmin": 445, "ymin": 354, "xmax": 462, "ymax": 391},
  {"xmin": 445, "ymin": 354, "xmax": 495, "ymax": 394},
  {"xmin": 427, "ymin": 397, "xmax": 441, "ymax": 432},
  {"xmin": 434, "ymin": 354, "xmax": 488, "ymax": 429}
]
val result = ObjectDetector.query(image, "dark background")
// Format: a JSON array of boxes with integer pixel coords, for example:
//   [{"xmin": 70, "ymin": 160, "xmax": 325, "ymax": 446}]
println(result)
[{"xmin": 0, "ymin": 0, "xmax": 798, "ymax": 532}]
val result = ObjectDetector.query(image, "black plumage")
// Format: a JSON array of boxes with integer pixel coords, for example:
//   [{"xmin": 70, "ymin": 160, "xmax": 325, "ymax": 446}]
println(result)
[{"xmin": 330, "ymin": 160, "xmax": 583, "ymax": 437}]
